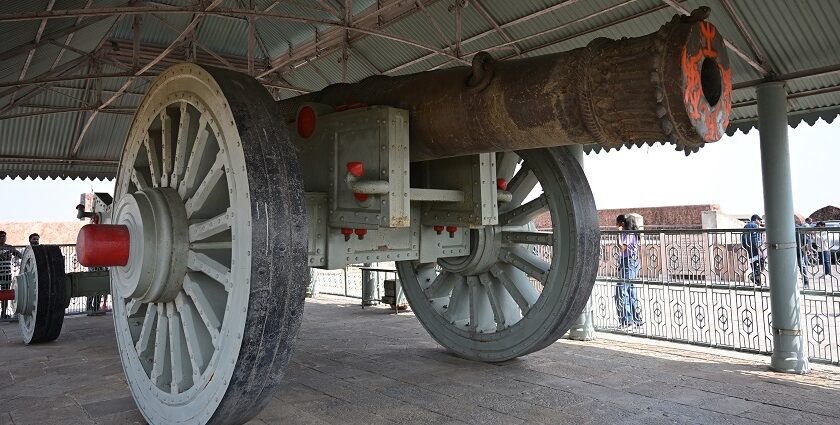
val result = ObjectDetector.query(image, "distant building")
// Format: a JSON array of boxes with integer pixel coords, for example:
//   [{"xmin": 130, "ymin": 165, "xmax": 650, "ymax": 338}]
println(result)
[
  {"xmin": 809, "ymin": 205, "xmax": 840, "ymax": 222},
  {"xmin": 535, "ymin": 204, "xmax": 748, "ymax": 231}
]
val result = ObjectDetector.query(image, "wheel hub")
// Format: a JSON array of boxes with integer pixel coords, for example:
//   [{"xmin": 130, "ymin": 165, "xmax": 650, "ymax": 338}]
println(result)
[
  {"xmin": 438, "ymin": 226, "xmax": 502, "ymax": 276},
  {"xmin": 113, "ymin": 188, "xmax": 188, "ymax": 303},
  {"xmin": 13, "ymin": 272, "xmax": 34, "ymax": 315}
]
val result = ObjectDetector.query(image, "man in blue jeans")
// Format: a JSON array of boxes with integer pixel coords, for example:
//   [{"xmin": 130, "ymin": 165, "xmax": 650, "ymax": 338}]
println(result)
[{"xmin": 615, "ymin": 215, "xmax": 643, "ymax": 327}]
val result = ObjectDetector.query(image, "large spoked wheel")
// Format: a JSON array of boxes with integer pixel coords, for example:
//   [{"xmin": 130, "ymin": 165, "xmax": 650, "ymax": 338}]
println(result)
[
  {"xmin": 397, "ymin": 148, "xmax": 598, "ymax": 362},
  {"xmin": 112, "ymin": 64, "xmax": 308, "ymax": 425},
  {"xmin": 16, "ymin": 245, "xmax": 66, "ymax": 344}
]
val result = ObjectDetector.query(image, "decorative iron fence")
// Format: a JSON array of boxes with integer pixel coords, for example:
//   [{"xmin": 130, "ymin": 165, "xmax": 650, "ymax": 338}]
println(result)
[
  {"xmin": 309, "ymin": 226, "xmax": 840, "ymax": 364},
  {"xmin": 594, "ymin": 227, "xmax": 840, "ymax": 364},
  {"xmin": 0, "ymin": 244, "xmax": 111, "ymax": 320},
  {"xmin": 312, "ymin": 264, "xmax": 398, "ymax": 300}
]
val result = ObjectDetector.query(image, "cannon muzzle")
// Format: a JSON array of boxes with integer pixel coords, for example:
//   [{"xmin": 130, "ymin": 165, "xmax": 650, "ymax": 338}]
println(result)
[{"xmin": 279, "ymin": 8, "xmax": 731, "ymax": 159}]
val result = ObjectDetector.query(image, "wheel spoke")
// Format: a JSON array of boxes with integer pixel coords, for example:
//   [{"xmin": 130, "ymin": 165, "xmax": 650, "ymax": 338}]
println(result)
[
  {"xmin": 467, "ymin": 276, "xmax": 480, "ymax": 333},
  {"xmin": 190, "ymin": 241, "xmax": 233, "ymax": 250},
  {"xmin": 442, "ymin": 276, "xmax": 468, "ymax": 324},
  {"xmin": 160, "ymin": 111, "xmax": 173, "ymax": 188},
  {"xmin": 502, "ymin": 230, "xmax": 554, "ymax": 245},
  {"xmin": 189, "ymin": 208, "xmax": 232, "ymax": 242},
  {"xmin": 415, "ymin": 263, "xmax": 438, "ymax": 289},
  {"xmin": 179, "ymin": 120, "xmax": 211, "ymax": 200},
  {"xmin": 172, "ymin": 110, "xmax": 200, "ymax": 189},
  {"xmin": 496, "ymin": 151, "xmax": 520, "ymax": 182},
  {"xmin": 498, "ymin": 194, "xmax": 548, "ymax": 226},
  {"xmin": 424, "ymin": 270, "xmax": 453, "ymax": 298},
  {"xmin": 151, "ymin": 303, "xmax": 170, "ymax": 388},
  {"xmin": 131, "ymin": 167, "xmax": 151, "ymax": 191},
  {"xmin": 185, "ymin": 151, "xmax": 225, "ymax": 218},
  {"xmin": 175, "ymin": 291, "xmax": 208, "ymax": 378},
  {"xmin": 500, "ymin": 246, "xmax": 550, "ymax": 283},
  {"xmin": 506, "ymin": 166, "xmax": 538, "ymax": 208},
  {"xmin": 126, "ymin": 299, "xmax": 141, "ymax": 317},
  {"xmin": 183, "ymin": 274, "xmax": 221, "ymax": 346},
  {"xmin": 144, "ymin": 134, "xmax": 162, "ymax": 188},
  {"xmin": 167, "ymin": 302, "xmax": 190, "ymax": 394},
  {"xmin": 187, "ymin": 251, "xmax": 231, "ymax": 291},
  {"xmin": 490, "ymin": 264, "xmax": 533, "ymax": 313},
  {"xmin": 135, "ymin": 304, "xmax": 157, "ymax": 353},
  {"xmin": 479, "ymin": 273, "xmax": 507, "ymax": 331}
]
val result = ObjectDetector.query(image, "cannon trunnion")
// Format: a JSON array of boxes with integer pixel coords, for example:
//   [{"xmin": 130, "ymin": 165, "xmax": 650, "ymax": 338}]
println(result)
[{"xmin": 50, "ymin": 10, "xmax": 731, "ymax": 425}]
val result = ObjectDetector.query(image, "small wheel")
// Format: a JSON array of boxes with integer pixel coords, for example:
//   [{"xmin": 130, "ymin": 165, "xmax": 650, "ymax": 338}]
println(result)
[
  {"xmin": 111, "ymin": 64, "xmax": 308, "ymax": 425},
  {"xmin": 397, "ymin": 148, "xmax": 599, "ymax": 362},
  {"xmin": 16, "ymin": 245, "xmax": 66, "ymax": 344}
]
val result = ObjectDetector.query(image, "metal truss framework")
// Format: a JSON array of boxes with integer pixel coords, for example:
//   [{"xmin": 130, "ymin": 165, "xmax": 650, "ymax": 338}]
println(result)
[{"xmin": 1, "ymin": 0, "xmax": 839, "ymax": 162}]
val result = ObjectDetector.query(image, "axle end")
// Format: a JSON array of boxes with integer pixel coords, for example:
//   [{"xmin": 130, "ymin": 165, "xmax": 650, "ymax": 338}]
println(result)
[{"xmin": 77, "ymin": 224, "xmax": 130, "ymax": 267}]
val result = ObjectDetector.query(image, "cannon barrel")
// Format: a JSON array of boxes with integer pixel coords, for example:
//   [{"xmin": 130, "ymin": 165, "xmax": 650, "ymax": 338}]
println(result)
[{"xmin": 278, "ymin": 9, "xmax": 731, "ymax": 160}]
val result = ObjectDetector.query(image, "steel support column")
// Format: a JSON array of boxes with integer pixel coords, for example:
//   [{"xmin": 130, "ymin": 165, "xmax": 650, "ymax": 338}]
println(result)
[
  {"xmin": 567, "ymin": 145, "xmax": 596, "ymax": 341},
  {"xmin": 757, "ymin": 81, "xmax": 809, "ymax": 374}
]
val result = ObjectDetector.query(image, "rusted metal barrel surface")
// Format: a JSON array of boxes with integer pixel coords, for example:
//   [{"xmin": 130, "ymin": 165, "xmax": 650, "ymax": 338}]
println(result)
[{"xmin": 278, "ymin": 9, "xmax": 731, "ymax": 160}]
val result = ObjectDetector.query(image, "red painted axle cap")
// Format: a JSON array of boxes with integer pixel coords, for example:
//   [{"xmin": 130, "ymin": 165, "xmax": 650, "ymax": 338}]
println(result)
[
  {"xmin": 77, "ymin": 224, "xmax": 130, "ymax": 267},
  {"xmin": 0, "ymin": 289, "xmax": 13, "ymax": 302}
]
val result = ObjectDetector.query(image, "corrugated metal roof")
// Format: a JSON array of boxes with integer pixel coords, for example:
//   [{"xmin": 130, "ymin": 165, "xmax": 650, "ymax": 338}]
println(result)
[{"xmin": 1, "ymin": 0, "xmax": 839, "ymax": 179}]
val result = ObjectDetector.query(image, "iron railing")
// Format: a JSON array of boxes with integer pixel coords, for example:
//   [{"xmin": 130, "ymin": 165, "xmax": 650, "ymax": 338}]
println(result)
[
  {"xmin": 0, "ymin": 244, "xmax": 111, "ymax": 320},
  {"xmin": 594, "ymin": 227, "xmax": 840, "ymax": 364},
  {"xmin": 309, "ymin": 226, "xmax": 840, "ymax": 364},
  {"xmin": 312, "ymin": 264, "xmax": 399, "ymax": 300}
]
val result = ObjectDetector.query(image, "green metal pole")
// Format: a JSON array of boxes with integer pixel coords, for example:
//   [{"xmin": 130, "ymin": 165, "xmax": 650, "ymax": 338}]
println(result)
[
  {"xmin": 567, "ymin": 145, "xmax": 596, "ymax": 341},
  {"xmin": 757, "ymin": 81, "xmax": 809, "ymax": 374}
]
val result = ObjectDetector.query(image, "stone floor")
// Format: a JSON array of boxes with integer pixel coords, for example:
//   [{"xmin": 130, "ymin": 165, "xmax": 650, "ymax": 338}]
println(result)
[{"xmin": 2, "ymin": 295, "xmax": 840, "ymax": 425}]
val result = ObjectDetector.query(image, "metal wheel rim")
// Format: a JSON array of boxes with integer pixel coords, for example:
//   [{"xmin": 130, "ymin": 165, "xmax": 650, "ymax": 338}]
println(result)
[
  {"xmin": 397, "ymin": 148, "xmax": 597, "ymax": 362},
  {"xmin": 17, "ymin": 247, "xmax": 37, "ymax": 343},
  {"xmin": 112, "ymin": 64, "xmax": 252, "ymax": 424}
]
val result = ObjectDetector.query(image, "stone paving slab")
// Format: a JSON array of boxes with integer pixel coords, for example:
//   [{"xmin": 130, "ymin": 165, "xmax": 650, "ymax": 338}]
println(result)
[{"xmin": 2, "ymin": 295, "xmax": 840, "ymax": 424}]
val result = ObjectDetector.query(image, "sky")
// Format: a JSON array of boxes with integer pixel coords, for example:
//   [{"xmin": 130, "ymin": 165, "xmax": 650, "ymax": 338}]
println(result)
[
  {"xmin": 0, "ymin": 119, "xmax": 836, "ymax": 222},
  {"xmin": 585, "ymin": 119, "xmax": 838, "ymax": 217}
]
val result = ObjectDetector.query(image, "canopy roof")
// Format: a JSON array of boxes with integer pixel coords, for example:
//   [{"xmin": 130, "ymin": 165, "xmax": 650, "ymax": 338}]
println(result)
[{"xmin": 1, "ymin": 0, "xmax": 838, "ymax": 179}]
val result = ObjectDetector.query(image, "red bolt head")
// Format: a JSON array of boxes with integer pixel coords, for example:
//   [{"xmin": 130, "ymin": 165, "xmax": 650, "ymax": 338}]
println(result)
[
  {"xmin": 341, "ymin": 228, "xmax": 353, "ymax": 235},
  {"xmin": 497, "ymin": 178, "xmax": 508, "ymax": 190},
  {"xmin": 446, "ymin": 226, "xmax": 458, "ymax": 233},
  {"xmin": 433, "ymin": 225, "xmax": 444, "ymax": 235},
  {"xmin": 354, "ymin": 193, "xmax": 369, "ymax": 202},
  {"xmin": 354, "ymin": 228, "xmax": 368, "ymax": 240},
  {"xmin": 346, "ymin": 161, "xmax": 364, "ymax": 177}
]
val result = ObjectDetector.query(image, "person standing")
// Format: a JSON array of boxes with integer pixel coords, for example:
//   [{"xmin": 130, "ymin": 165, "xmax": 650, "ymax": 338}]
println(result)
[
  {"xmin": 0, "ymin": 231, "xmax": 21, "ymax": 319},
  {"xmin": 815, "ymin": 222, "xmax": 833, "ymax": 277},
  {"xmin": 795, "ymin": 217, "xmax": 810, "ymax": 289},
  {"xmin": 742, "ymin": 214, "xmax": 765, "ymax": 286},
  {"xmin": 614, "ymin": 215, "xmax": 643, "ymax": 327}
]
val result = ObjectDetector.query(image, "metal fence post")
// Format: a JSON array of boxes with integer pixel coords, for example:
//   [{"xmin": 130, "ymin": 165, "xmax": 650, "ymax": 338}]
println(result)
[{"xmin": 757, "ymin": 81, "xmax": 809, "ymax": 374}]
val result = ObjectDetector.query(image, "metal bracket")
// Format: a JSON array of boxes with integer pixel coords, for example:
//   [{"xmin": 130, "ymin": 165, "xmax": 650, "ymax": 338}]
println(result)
[
  {"xmin": 772, "ymin": 327, "xmax": 802, "ymax": 336},
  {"xmin": 326, "ymin": 106, "xmax": 411, "ymax": 229},
  {"xmin": 769, "ymin": 242, "xmax": 796, "ymax": 250},
  {"xmin": 419, "ymin": 153, "xmax": 499, "ymax": 227}
]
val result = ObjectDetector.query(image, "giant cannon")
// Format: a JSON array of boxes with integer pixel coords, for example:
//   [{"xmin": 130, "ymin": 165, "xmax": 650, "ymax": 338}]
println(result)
[{"xmin": 34, "ymin": 9, "xmax": 730, "ymax": 425}]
